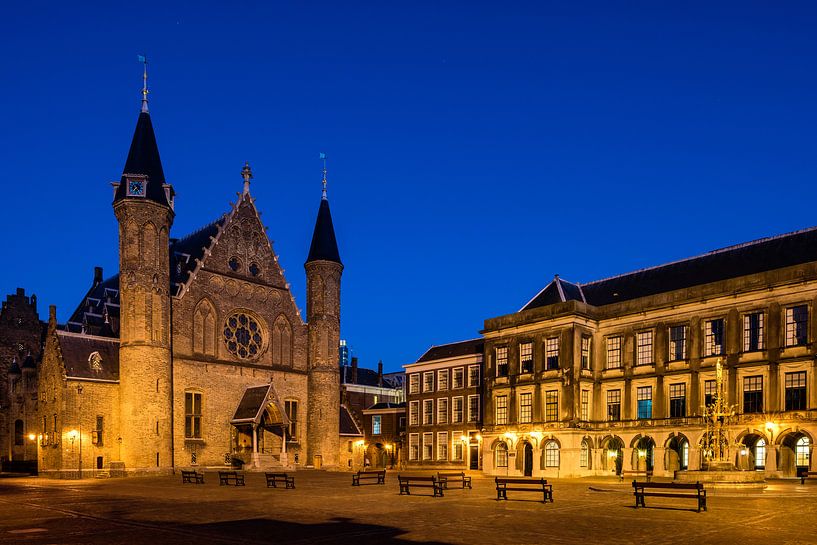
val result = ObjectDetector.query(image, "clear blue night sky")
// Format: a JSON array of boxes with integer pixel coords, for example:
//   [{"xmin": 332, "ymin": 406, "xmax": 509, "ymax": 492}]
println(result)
[{"xmin": 2, "ymin": 2, "xmax": 816, "ymax": 372}]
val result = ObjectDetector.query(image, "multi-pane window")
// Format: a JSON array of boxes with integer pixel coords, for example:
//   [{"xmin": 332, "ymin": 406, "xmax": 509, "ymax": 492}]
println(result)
[
  {"xmin": 452, "ymin": 432, "xmax": 464, "ymax": 461},
  {"xmin": 669, "ymin": 325, "xmax": 687, "ymax": 361},
  {"xmin": 409, "ymin": 401, "xmax": 419, "ymax": 426},
  {"xmin": 669, "ymin": 383, "xmax": 686, "ymax": 418},
  {"xmin": 495, "ymin": 395, "xmax": 508, "ymax": 425},
  {"xmin": 704, "ymin": 379, "xmax": 717, "ymax": 407},
  {"xmin": 636, "ymin": 386, "xmax": 652, "ymax": 419},
  {"xmin": 422, "ymin": 433, "xmax": 433, "ymax": 460},
  {"xmin": 580, "ymin": 390, "xmax": 589, "ymax": 421},
  {"xmin": 636, "ymin": 331, "xmax": 653, "ymax": 366},
  {"xmin": 452, "ymin": 396, "xmax": 464, "ymax": 423},
  {"xmin": 496, "ymin": 443, "xmax": 508, "ymax": 468},
  {"xmin": 785, "ymin": 371, "xmax": 807, "ymax": 411},
  {"xmin": 606, "ymin": 336, "xmax": 622, "ymax": 369},
  {"xmin": 437, "ymin": 398, "xmax": 449, "ymax": 424},
  {"xmin": 519, "ymin": 342, "xmax": 533, "ymax": 374},
  {"xmin": 285, "ymin": 400, "xmax": 298, "ymax": 441},
  {"xmin": 581, "ymin": 336, "xmax": 591, "ymax": 370},
  {"xmin": 372, "ymin": 415, "xmax": 382, "ymax": 435},
  {"xmin": 580, "ymin": 441, "xmax": 589, "ymax": 468},
  {"xmin": 467, "ymin": 395, "xmax": 479, "ymax": 422},
  {"xmin": 785, "ymin": 305, "xmax": 808, "ymax": 347},
  {"xmin": 796, "ymin": 437, "xmax": 810, "ymax": 467},
  {"xmin": 496, "ymin": 347, "xmax": 509, "ymax": 377},
  {"xmin": 408, "ymin": 373, "xmax": 419, "ymax": 394},
  {"xmin": 545, "ymin": 390, "xmax": 559, "ymax": 422},
  {"xmin": 545, "ymin": 337, "xmax": 560, "ymax": 370},
  {"xmin": 437, "ymin": 369, "xmax": 449, "ymax": 391},
  {"xmin": 423, "ymin": 399, "xmax": 433, "ymax": 425},
  {"xmin": 755, "ymin": 439, "xmax": 766, "ymax": 469},
  {"xmin": 743, "ymin": 312, "xmax": 764, "ymax": 352},
  {"xmin": 408, "ymin": 433, "xmax": 419, "ymax": 461},
  {"xmin": 184, "ymin": 392, "xmax": 202, "ymax": 439},
  {"xmin": 607, "ymin": 389, "xmax": 621, "ymax": 421},
  {"xmin": 93, "ymin": 416, "xmax": 104, "ymax": 446},
  {"xmin": 468, "ymin": 365, "xmax": 480, "ymax": 387},
  {"xmin": 743, "ymin": 376, "xmax": 763, "ymax": 414},
  {"xmin": 437, "ymin": 432, "xmax": 448, "ymax": 461},
  {"xmin": 452, "ymin": 367, "xmax": 464, "ymax": 389},
  {"xmin": 704, "ymin": 319, "xmax": 725, "ymax": 356},
  {"xmin": 423, "ymin": 371, "xmax": 434, "ymax": 393},
  {"xmin": 544, "ymin": 441, "xmax": 560, "ymax": 467},
  {"xmin": 519, "ymin": 392, "xmax": 533, "ymax": 423}
]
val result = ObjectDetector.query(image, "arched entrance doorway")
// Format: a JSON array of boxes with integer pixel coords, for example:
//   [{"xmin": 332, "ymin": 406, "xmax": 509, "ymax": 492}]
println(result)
[
  {"xmin": 634, "ymin": 436, "xmax": 655, "ymax": 472},
  {"xmin": 780, "ymin": 432, "xmax": 811, "ymax": 477},
  {"xmin": 736, "ymin": 433, "xmax": 766, "ymax": 470},
  {"xmin": 601, "ymin": 436, "xmax": 624, "ymax": 475},
  {"xmin": 666, "ymin": 435, "xmax": 689, "ymax": 472}
]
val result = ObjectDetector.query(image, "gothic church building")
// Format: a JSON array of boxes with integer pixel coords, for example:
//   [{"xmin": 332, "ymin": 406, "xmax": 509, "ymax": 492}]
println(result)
[{"xmin": 3, "ymin": 88, "xmax": 343, "ymax": 477}]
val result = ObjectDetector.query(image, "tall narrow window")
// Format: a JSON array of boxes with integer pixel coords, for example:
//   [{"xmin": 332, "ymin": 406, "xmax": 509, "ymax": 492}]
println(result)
[
  {"xmin": 184, "ymin": 392, "xmax": 202, "ymax": 439},
  {"xmin": 372, "ymin": 415, "xmax": 381, "ymax": 435},
  {"xmin": 636, "ymin": 331, "xmax": 653, "ymax": 366},
  {"xmin": 785, "ymin": 371, "xmax": 807, "ymax": 411},
  {"xmin": 669, "ymin": 383, "xmax": 686, "ymax": 418},
  {"xmin": 437, "ymin": 432, "xmax": 448, "ymax": 461},
  {"xmin": 519, "ymin": 392, "xmax": 532, "ymax": 423},
  {"xmin": 437, "ymin": 369, "xmax": 449, "ymax": 391},
  {"xmin": 669, "ymin": 325, "xmax": 687, "ymax": 361},
  {"xmin": 437, "ymin": 398, "xmax": 449, "ymax": 424},
  {"xmin": 636, "ymin": 386, "xmax": 652, "ymax": 419},
  {"xmin": 795, "ymin": 436, "xmax": 810, "ymax": 467},
  {"xmin": 422, "ymin": 433, "xmax": 433, "ymax": 460},
  {"xmin": 786, "ymin": 305, "xmax": 808, "ymax": 347},
  {"xmin": 495, "ymin": 395, "xmax": 508, "ymax": 425},
  {"xmin": 423, "ymin": 399, "xmax": 433, "ymax": 425},
  {"xmin": 423, "ymin": 371, "xmax": 434, "ymax": 393},
  {"xmin": 285, "ymin": 400, "xmax": 298, "ymax": 441},
  {"xmin": 580, "ymin": 440, "xmax": 589, "ymax": 468},
  {"xmin": 452, "ymin": 367, "xmax": 464, "ymax": 388},
  {"xmin": 743, "ymin": 312, "xmax": 764, "ymax": 352},
  {"xmin": 606, "ymin": 336, "xmax": 622, "ymax": 369},
  {"xmin": 519, "ymin": 342, "xmax": 533, "ymax": 374},
  {"xmin": 496, "ymin": 347, "xmax": 509, "ymax": 377},
  {"xmin": 452, "ymin": 397, "xmax": 464, "ymax": 423},
  {"xmin": 544, "ymin": 441, "xmax": 560, "ymax": 467},
  {"xmin": 94, "ymin": 416, "xmax": 104, "ymax": 446},
  {"xmin": 452, "ymin": 432, "xmax": 464, "ymax": 461},
  {"xmin": 704, "ymin": 379, "xmax": 717, "ymax": 407},
  {"xmin": 468, "ymin": 365, "xmax": 480, "ymax": 387},
  {"xmin": 545, "ymin": 337, "xmax": 560, "ymax": 370},
  {"xmin": 755, "ymin": 439, "xmax": 766, "ymax": 469},
  {"xmin": 467, "ymin": 395, "xmax": 479, "ymax": 422},
  {"xmin": 408, "ymin": 374, "xmax": 419, "ymax": 394},
  {"xmin": 704, "ymin": 319, "xmax": 725, "ymax": 356},
  {"xmin": 408, "ymin": 434, "xmax": 419, "ymax": 461},
  {"xmin": 545, "ymin": 390, "xmax": 559, "ymax": 422},
  {"xmin": 607, "ymin": 389, "xmax": 621, "ymax": 421},
  {"xmin": 581, "ymin": 390, "xmax": 589, "ymax": 421},
  {"xmin": 581, "ymin": 336, "xmax": 591, "ymax": 369},
  {"xmin": 495, "ymin": 442, "xmax": 508, "ymax": 468},
  {"xmin": 14, "ymin": 420, "xmax": 23, "ymax": 446},
  {"xmin": 409, "ymin": 401, "xmax": 419, "ymax": 426},
  {"xmin": 743, "ymin": 376, "xmax": 763, "ymax": 414}
]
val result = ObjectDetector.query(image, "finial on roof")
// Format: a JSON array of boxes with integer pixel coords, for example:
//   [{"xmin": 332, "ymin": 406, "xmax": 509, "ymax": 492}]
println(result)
[
  {"xmin": 319, "ymin": 152, "xmax": 327, "ymax": 200},
  {"xmin": 241, "ymin": 162, "xmax": 253, "ymax": 195},
  {"xmin": 138, "ymin": 54, "xmax": 149, "ymax": 113}
]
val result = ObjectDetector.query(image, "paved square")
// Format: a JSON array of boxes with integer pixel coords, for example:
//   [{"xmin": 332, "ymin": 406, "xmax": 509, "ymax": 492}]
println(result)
[{"xmin": 1, "ymin": 472, "xmax": 815, "ymax": 544}]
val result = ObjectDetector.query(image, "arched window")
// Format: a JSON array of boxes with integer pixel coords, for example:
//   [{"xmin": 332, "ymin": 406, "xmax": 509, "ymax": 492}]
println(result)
[
  {"xmin": 495, "ymin": 442, "xmax": 508, "ymax": 468},
  {"xmin": 545, "ymin": 441, "xmax": 560, "ymax": 468},
  {"xmin": 796, "ymin": 436, "xmax": 810, "ymax": 467},
  {"xmin": 273, "ymin": 315, "xmax": 292, "ymax": 366},
  {"xmin": 193, "ymin": 299, "xmax": 217, "ymax": 356},
  {"xmin": 14, "ymin": 419, "xmax": 24, "ymax": 446},
  {"xmin": 580, "ymin": 440, "xmax": 590, "ymax": 468},
  {"xmin": 755, "ymin": 439, "xmax": 766, "ymax": 469},
  {"xmin": 680, "ymin": 439, "xmax": 689, "ymax": 470}
]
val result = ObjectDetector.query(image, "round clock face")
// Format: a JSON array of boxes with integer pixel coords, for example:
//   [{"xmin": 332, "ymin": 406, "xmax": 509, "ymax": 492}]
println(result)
[{"xmin": 128, "ymin": 181, "xmax": 144, "ymax": 196}]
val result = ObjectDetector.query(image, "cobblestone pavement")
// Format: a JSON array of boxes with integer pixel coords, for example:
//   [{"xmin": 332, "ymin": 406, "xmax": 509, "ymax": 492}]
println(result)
[{"xmin": 1, "ymin": 471, "xmax": 816, "ymax": 544}]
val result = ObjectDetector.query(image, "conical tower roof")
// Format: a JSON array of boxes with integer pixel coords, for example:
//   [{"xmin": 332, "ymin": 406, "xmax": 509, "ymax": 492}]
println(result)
[
  {"xmin": 113, "ymin": 111, "xmax": 169, "ymax": 206},
  {"xmin": 306, "ymin": 198, "xmax": 341, "ymax": 265}
]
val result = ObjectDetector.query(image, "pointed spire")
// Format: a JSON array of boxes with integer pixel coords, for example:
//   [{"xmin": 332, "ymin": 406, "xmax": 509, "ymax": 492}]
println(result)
[
  {"xmin": 139, "ymin": 54, "xmax": 149, "ymax": 113},
  {"xmin": 320, "ymin": 152, "xmax": 328, "ymax": 200},
  {"xmin": 306, "ymin": 153, "xmax": 341, "ymax": 265},
  {"xmin": 241, "ymin": 162, "xmax": 253, "ymax": 195}
]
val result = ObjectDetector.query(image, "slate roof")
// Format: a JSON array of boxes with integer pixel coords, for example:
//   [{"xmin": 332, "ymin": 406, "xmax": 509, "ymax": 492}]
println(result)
[
  {"xmin": 416, "ymin": 338, "xmax": 484, "ymax": 363},
  {"xmin": 341, "ymin": 365, "xmax": 381, "ymax": 386},
  {"xmin": 56, "ymin": 332, "xmax": 120, "ymax": 381},
  {"xmin": 306, "ymin": 199, "xmax": 341, "ymax": 264},
  {"xmin": 522, "ymin": 225, "xmax": 817, "ymax": 311},
  {"xmin": 340, "ymin": 405, "xmax": 363, "ymax": 436},
  {"xmin": 231, "ymin": 384, "xmax": 288, "ymax": 427},
  {"xmin": 113, "ymin": 111, "xmax": 170, "ymax": 206},
  {"xmin": 366, "ymin": 402, "xmax": 406, "ymax": 411},
  {"xmin": 170, "ymin": 219, "xmax": 226, "ymax": 291}
]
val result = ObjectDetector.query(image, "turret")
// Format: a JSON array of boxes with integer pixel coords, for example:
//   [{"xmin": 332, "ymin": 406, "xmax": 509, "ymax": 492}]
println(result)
[{"xmin": 305, "ymin": 155, "xmax": 342, "ymax": 468}]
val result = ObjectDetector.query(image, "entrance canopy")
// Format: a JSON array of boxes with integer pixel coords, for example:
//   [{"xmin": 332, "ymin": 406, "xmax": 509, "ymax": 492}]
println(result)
[{"xmin": 230, "ymin": 383, "xmax": 290, "ymax": 431}]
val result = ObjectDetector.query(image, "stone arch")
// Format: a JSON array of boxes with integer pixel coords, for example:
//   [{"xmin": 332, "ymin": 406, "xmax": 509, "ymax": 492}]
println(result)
[
  {"xmin": 665, "ymin": 432, "xmax": 691, "ymax": 472},
  {"xmin": 580, "ymin": 436, "xmax": 593, "ymax": 469},
  {"xmin": 778, "ymin": 429, "xmax": 814, "ymax": 476},
  {"xmin": 540, "ymin": 439, "xmax": 560, "ymax": 470},
  {"xmin": 272, "ymin": 314, "xmax": 293, "ymax": 366},
  {"xmin": 632, "ymin": 435, "xmax": 656, "ymax": 471},
  {"xmin": 599, "ymin": 435, "xmax": 624, "ymax": 474},
  {"xmin": 193, "ymin": 298, "xmax": 217, "ymax": 356}
]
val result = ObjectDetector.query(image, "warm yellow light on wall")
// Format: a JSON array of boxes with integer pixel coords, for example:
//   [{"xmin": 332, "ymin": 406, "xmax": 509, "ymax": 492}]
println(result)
[
  {"xmin": 68, "ymin": 430, "xmax": 78, "ymax": 441},
  {"xmin": 460, "ymin": 435, "xmax": 468, "ymax": 442},
  {"xmin": 530, "ymin": 431, "xmax": 543, "ymax": 442},
  {"xmin": 637, "ymin": 449, "xmax": 647, "ymax": 458},
  {"xmin": 607, "ymin": 450, "xmax": 618, "ymax": 458},
  {"xmin": 27, "ymin": 433, "xmax": 36, "ymax": 441}
]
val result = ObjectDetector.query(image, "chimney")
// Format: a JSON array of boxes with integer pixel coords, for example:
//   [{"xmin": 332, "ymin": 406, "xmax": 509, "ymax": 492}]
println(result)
[
  {"xmin": 351, "ymin": 356, "xmax": 358, "ymax": 384},
  {"xmin": 94, "ymin": 266, "xmax": 103, "ymax": 285},
  {"xmin": 377, "ymin": 360, "xmax": 383, "ymax": 387},
  {"xmin": 48, "ymin": 305, "xmax": 57, "ymax": 329}
]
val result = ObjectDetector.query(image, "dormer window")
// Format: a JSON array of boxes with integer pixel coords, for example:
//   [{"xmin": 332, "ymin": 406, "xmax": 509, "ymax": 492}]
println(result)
[{"xmin": 89, "ymin": 351, "xmax": 103, "ymax": 372}]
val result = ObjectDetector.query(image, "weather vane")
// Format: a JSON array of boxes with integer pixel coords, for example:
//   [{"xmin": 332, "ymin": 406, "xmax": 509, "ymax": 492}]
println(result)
[
  {"xmin": 320, "ymin": 152, "xmax": 327, "ymax": 200},
  {"xmin": 138, "ymin": 54, "xmax": 149, "ymax": 113}
]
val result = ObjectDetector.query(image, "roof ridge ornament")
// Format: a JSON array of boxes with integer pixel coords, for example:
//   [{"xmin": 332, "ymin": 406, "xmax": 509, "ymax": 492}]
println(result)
[
  {"xmin": 138, "ymin": 54, "xmax": 149, "ymax": 113},
  {"xmin": 320, "ymin": 152, "xmax": 327, "ymax": 200},
  {"xmin": 241, "ymin": 161, "xmax": 253, "ymax": 195}
]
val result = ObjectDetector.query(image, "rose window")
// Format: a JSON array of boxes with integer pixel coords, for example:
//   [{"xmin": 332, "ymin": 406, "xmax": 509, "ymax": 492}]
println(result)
[{"xmin": 223, "ymin": 312, "xmax": 263, "ymax": 359}]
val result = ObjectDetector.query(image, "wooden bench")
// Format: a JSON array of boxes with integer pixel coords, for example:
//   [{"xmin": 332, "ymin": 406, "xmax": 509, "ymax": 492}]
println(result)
[
  {"xmin": 181, "ymin": 469, "xmax": 204, "ymax": 484},
  {"xmin": 633, "ymin": 481, "xmax": 706, "ymax": 512},
  {"xmin": 218, "ymin": 470, "xmax": 245, "ymax": 486},
  {"xmin": 799, "ymin": 471, "xmax": 817, "ymax": 485},
  {"xmin": 352, "ymin": 470, "xmax": 386, "ymax": 486},
  {"xmin": 397, "ymin": 474, "xmax": 443, "ymax": 497},
  {"xmin": 495, "ymin": 477, "xmax": 553, "ymax": 503},
  {"xmin": 620, "ymin": 469, "xmax": 652, "ymax": 482},
  {"xmin": 265, "ymin": 472, "xmax": 295, "ymax": 489},
  {"xmin": 437, "ymin": 471, "xmax": 472, "ymax": 489}
]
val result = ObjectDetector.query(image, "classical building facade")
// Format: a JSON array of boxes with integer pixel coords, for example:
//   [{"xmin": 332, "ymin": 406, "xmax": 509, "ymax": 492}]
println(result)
[
  {"xmin": 404, "ymin": 339, "xmax": 483, "ymax": 470},
  {"xmin": 3, "ymin": 84, "xmax": 345, "ymax": 477},
  {"xmin": 481, "ymin": 231, "xmax": 817, "ymax": 479}
]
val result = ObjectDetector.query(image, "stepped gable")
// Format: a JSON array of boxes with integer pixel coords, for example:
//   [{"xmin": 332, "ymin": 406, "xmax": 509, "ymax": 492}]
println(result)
[{"xmin": 522, "ymin": 225, "xmax": 817, "ymax": 311}]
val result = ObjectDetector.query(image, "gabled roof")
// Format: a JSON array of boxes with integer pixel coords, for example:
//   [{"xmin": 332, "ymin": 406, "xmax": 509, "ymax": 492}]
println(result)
[
  {"xmin": 522, "ymin": 225, "xmax": 817, "ymax": 311},
  {"xmin": 65, "ymin": 272, "xmax": 120, "ymax": 337},
  {"xmin": 56, "ymin": 331, "xmax": 120, "ymax": 381},
  {"xmin": 416, "ymin": 338, "xmax": 484, "ymax": 363},
  {"xmin": 171, "ymin": 219, "xmax": 226, "ymax": 292},
  {"xmin": 306, "ymin": 199, "xmax": 341, "ymax": 264},
  {"xmin": 113, "ymin": 111, "xmax": 170, "ymax": 206},
  {"xmin": 340, "ymin": 404, "xmax": 363, "ymax": 436},
  {"xmin": 520, "ymin": 275, "xmax": 585, "ymax": 310},
  {"xmin": 230, "ymin": 384, "xmax": 289, "ymax": 427}
]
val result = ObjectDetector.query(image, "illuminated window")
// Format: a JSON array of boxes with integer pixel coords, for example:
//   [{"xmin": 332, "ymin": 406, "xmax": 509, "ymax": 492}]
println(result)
[
  {"xmin": 467, "ymin": 395, "xmax": 479, "ymax": 422},
  {"xmin": 285, "ymin": 400, "xmax": 298, "ymax": 441},
  {"xmin": 496, "ymin": 347, "xmax": 508, "ymax": 377},
  {"xmin": 704, "ymin": 379, "xmax": 717, "ymax": 407},
  {"xmin": 495, "ymin": 442, "xmax": 508, "ymax": 468},
  {"xmin": 743, "ymin": 312, "xmax": 764, "ymax": 352},
  {"xmin": 545, "ymin": 390, "xmax": 558, "ymax": 422},
  {"xmin": 437, "ymin": 369, "xmax": 449, "ymax": 391},
  {"xmin": 423, "ymin": 400, "xmax": 433, "ymax": 425},
  {"xmin": 519, "ymin": 342, "xmax": 533, "ymax": 374},
  {"xmin": 408, "ymin": 374, "xmax": 419, "ymax": 394},
  {"xmin": 468, "ymin": 365, "xmax": 480, "ymax": 387},
  {"xmin": 545, "ymin": 337, "xmax": 559, "ymax": 370},
  {"xmin": 636, "ymin": 386, "xmax": 652, "ymax": 419},
  {"xmin": 519, "ymin": 392, "xmax": 532, "ymax": 423},
  {"xmin": 437, "ymin": 432, "xmax": 448, "ymax": 461},
  {"xmin": 743, "ymin": 376, "xmax": 763, "ymax": 414},
  {"xmin": 636, "ymin": 331, "xmax": 653, "ymax": 366},
  {"xmin": 422, "ymin": 433, "xmax": 433, "ymax": 460},
  {"xmin": 495, "ymin": 395, "xmax": 508, "ymax": 425},
  {"xmin": 755, "ymin": 439, "xmax": 765, "ymax": 469},
  {"xmin": 184, "ymin": 392, "xmax": 202, "ymax": 439},
  {"xmin": 408, "ymin": 433, "xmax": 419, "ymax": 461},
  {"xmin": 580, "ymin": 440, "xmax": 589, "ymax": 468},
  {"xmin": 606, "ymin": 336, "xmax": 622, "ymax": 369},
  {"xmin": 796, "ymin": 436, "xmax": 810, "ymax": 467},
  {"xmin": 669, "ymin": 325, "xmax": 687, "ymax": 361},
  {"xmin": 581, "ymin": 336, "xmax": 591, "ymax": 369},
  {"xmin": 372, "ymin": 415, "xmax": 381, "ymax": 435},
  {"xmin": 786, "ymin": 305, "xmax": 808, "ymax": 347},
  {"xmin": 423, "ymin": 371, "xmax": 434, "ymax": 393},
  {"xmin": 704, "ymin": 319, "xmax": 724, "ymax": 357},
  {"xmin": 544, "ymin": 441, "xmax": 560, "ymax": 467},
  {"xmin": 785, "ymin": 372, "xmax": 807, "ymax": 411},
  {"xmin": 452, "ymin": 432, "xmax": 464, "ymax": 461},
  {"xmin": 223, "ymin": 312, "xmax": 263, "ymax": 360},
  {"xmin": 409, "ymin": 401, "xmax": 419, "ymax": 426},
  {"xmin": 581, "ymin": 390, "xmax": 589, "ymax": 421}
]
